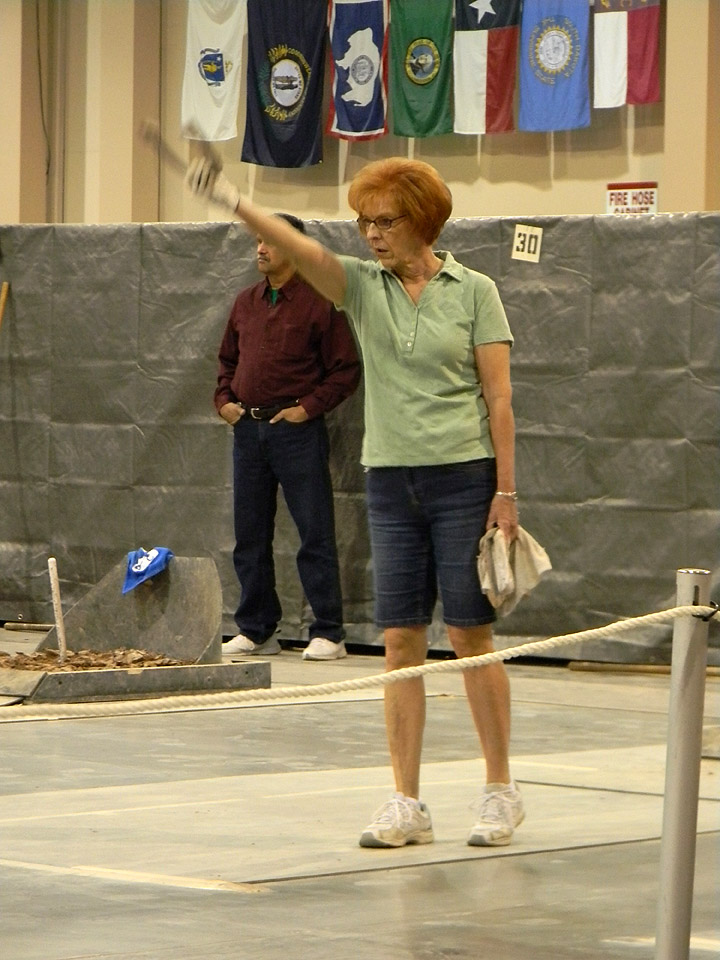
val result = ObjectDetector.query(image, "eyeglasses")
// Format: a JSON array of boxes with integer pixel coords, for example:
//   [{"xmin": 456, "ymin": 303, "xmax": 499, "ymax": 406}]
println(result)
[{"xmin": 356, "ymin": 214, "xmax": 407, "ymax": 234}]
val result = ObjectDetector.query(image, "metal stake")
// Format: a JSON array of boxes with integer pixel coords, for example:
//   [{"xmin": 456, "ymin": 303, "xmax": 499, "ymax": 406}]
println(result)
[{"xmin": 654, "ymin": 568, "xmax": 711, "ymax": 960}]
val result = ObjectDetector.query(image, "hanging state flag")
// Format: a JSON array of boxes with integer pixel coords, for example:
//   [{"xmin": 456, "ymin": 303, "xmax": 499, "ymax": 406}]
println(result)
[
  {"xmin": 517, "ymin": 0, "xmax": 590, "ymax": 132},
  {"xmin": 594, "ymin": 0, "xmax": 661, "ymax": 109},
  {"xmin": 389, "ymin": 0, "xmax": 453, "ymax": 138},
  {"xmin": 327, "ymin": 0, "xmax": 389, "ymax": 141},
  {"xmin": 181, "ymin": 0, "xmax": 246, "ymax": 141},
  {"xmin": 453, "ymin": 0, "xmax": 521, "ymax": 135},
  {"xmin": 242, "ymin": 0, "xmax": 326, "ymax": 167}
]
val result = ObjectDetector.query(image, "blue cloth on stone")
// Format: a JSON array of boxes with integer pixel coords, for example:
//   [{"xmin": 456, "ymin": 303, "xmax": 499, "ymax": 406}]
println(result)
[{"xmin": 122, "ymin": 547, "xmax": 174, "ymax": 594}]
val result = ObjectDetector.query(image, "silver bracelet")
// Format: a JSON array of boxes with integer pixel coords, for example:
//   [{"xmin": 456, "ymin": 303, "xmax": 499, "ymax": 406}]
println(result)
[{"xmin": 495, "ymin": 490, "xmax": 518, "ymax": 501}]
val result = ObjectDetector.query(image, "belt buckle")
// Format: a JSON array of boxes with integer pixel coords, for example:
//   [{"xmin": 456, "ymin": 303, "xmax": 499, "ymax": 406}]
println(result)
[{"xmin": 250, "ymin": 407, "xmax": 263, "ymax": 420}]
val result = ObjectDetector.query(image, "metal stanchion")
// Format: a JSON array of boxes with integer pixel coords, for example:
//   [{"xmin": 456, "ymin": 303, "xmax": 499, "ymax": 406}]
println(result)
[{"xmin": 654, "ymin": 568, "xmax": 711, "ymax": 960}]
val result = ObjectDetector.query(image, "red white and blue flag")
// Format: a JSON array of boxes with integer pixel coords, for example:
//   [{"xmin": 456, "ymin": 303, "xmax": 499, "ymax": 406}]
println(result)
[
  {"xmin": 453, "ymin": 0, "xmax": 520, "ymax": 135},
  {"xmin": 327, "ymin": 0, "xmax": 389, "ymax": 141},
  {"xmin": 594, "ymin": 0, "xmax": 661, "ymax": 108}
]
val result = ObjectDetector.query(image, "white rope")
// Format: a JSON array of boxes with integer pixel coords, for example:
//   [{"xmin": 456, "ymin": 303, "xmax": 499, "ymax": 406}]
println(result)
[{"xmin": 1, "ymin": 605, "xmax": 713, "ymax": 723}]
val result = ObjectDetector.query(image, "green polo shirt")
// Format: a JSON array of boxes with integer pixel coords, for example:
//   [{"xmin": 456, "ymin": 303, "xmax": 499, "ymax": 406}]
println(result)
[{"xmin": 338, "ymin": 251, "xmax": 513, "ymax": 467}]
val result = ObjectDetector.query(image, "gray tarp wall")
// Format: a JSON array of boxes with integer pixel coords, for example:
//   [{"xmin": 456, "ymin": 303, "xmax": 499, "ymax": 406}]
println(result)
[{"xmin": 0, "ymin": 214, "xmax": 718, "ymax": 664}]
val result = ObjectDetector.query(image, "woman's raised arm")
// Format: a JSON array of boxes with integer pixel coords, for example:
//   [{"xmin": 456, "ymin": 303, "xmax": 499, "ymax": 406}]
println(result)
[{"xmin": 186, "ymin": 158, "xmax": 347, "ymax": 306}]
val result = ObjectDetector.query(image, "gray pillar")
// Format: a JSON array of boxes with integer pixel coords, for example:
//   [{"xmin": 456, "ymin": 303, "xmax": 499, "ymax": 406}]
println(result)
[{"xmin": 654, "ymin": 568, "xmax": 711, "ymax": 960}]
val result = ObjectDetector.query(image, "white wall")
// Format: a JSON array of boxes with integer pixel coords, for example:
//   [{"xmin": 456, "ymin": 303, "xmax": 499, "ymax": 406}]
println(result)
[{"xmin": 2, "ymin": 0, "xmax": 718, "ymax": 225}]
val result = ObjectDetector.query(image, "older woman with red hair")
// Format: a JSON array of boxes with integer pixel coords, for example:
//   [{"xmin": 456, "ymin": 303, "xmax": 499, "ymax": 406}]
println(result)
[{"xmin": 188, "ymin": 155, "xmax": 523, "ymax": 850}]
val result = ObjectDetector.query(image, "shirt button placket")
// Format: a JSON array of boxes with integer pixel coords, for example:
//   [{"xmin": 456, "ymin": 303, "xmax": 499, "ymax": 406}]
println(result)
[{"xmin": 404, "ymin": 308, "xmax": 418, "ymax": 353}]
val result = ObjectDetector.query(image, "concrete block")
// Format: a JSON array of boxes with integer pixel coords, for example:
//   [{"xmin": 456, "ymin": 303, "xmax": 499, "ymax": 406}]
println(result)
[
  {"xmin": 0, "ymin": 667, "xmax": 43, "ymax": 699},
  {"xmin": 16, "ymin": 661, "xmax": 271, "ymax": 703},
  {"xmin": 38, "ymin": 556, "xmax": 223, "ymax": 664}
]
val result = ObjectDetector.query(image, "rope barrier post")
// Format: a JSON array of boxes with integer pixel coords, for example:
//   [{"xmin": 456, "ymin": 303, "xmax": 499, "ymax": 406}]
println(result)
[{"xmin": 654, "ymin": 568, "xmax": 711, "ymax": 960}]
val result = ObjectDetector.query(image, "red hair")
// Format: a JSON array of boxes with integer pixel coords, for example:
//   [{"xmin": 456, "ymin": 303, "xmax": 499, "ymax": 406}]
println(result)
[{"xmin": 348, "ymin": 158, "xmax": 453, "ymax": 245}]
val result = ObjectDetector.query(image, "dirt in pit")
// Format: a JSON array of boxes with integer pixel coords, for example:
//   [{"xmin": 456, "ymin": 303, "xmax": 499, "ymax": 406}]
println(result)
[{"xmin": 0, "ymin": 649, "xmax": 191, "ymax": 672}]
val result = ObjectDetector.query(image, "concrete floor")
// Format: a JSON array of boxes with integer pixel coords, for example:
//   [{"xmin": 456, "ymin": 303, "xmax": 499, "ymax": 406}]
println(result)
[{"xmin": 1, "ymin": 626, "xmax": 718, "ymax": 960}]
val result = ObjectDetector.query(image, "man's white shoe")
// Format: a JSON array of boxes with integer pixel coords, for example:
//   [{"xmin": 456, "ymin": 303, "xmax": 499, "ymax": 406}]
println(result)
[
  {"xmin": 222, "ymin": 634, "xmax": 281, "ymax": 656},
  {"xmin": 467, "ymin": 781, "xmax": 525, "ymax": 846},
  {"xmin": 359, "ymin": 793, "xmax": 434, "ymax": 848},
  {"xmin": 302, "ymin": 638, "xmax": 347, "ymax": 661}
]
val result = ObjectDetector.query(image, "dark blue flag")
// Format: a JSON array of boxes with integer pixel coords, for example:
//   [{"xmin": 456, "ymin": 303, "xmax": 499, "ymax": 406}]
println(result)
[
  {"xmin": 327, "ymin": 0, "xmax": 389, "ymax": 141},
  {"xmin": 241, "ymin": 0, "xmax": 326, "ymax": 167},
  {"xmin": 518, "ymin": 0, "xmax": 590, "ymax": 132}
]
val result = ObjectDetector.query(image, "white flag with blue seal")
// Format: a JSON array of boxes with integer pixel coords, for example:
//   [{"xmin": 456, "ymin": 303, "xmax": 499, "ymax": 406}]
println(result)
[{"xmin": 181, "ymin": 0, "xmax": 246, "ymax": 141}]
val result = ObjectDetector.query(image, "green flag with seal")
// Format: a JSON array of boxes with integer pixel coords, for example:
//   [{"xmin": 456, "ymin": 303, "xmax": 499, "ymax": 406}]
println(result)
[{"xmin": 389, "ymin": 0, "xmax": 453, "ymax": 137}]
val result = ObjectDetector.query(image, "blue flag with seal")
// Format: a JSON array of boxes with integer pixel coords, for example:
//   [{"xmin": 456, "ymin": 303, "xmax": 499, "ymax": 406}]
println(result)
[
  {"xmin": 518, "ymin": 0, "xmax": 590, "ymax": 132},
  {"xmin": 241, "ymin": 0, "xmax": 326, "ymax": 167},
  {"xmin": 327, "ymin": 0, "xmax": 389, "ymax": 141}
]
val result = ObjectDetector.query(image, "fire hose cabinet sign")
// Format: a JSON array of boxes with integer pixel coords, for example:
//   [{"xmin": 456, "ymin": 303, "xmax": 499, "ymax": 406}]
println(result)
[{"xmin": 606, "ymin": 182, "xmax": 658, "ymax": 215}]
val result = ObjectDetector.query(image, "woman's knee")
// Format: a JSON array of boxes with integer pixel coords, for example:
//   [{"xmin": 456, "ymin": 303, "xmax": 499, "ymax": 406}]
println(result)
[
  {"xmin": 447, "ymin": 623, "xmax": 494, "ymax": 659},
  {"xmin": 384, "ymin": 625, "xmax": 427, "ymax": 669}
]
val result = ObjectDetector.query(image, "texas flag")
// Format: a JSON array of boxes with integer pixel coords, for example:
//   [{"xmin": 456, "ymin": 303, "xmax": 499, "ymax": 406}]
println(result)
[
  {"xmin": 594, "ymin": 0, "xmax": 661, "ymax": 108},
  {"xmin": 453, "ymin": 0, "xmax": 521, "ymax": 135}
]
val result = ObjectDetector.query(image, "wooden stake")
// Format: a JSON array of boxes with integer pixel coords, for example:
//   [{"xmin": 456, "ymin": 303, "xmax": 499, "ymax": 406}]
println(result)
[
  {"xmin": 0, "ymin": 281, "xmax": 9, "ymax": 334},
  {"xmin": 47, "ymin": 557, "xmax": 68, "ymax": 664}
]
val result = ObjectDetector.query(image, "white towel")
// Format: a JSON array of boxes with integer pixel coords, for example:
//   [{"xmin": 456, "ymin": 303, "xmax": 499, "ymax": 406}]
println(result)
[{"xmin": 477, "ymin": 526, "xmax": 552, "ymax": 617}]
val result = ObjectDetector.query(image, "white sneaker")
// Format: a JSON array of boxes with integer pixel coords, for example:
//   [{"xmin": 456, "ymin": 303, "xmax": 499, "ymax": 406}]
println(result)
[
  {"xmin": 222, "ymin": 634, "xmax": 281, "ymax": 656},
  {"xmin": 302, "ymin": 638, "xmax": 347, "ymax": 661},
  {"xmin": 359, "ymin": 793, "xmax": 434, "ymax": 848},
  {"xmin": 467, "ymin": 781, "xmax": 525, "ymax": 847}
]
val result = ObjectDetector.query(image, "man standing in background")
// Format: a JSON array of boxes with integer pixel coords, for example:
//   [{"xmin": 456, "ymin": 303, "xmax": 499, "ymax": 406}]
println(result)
[{"xmin": 216, "ymin": 214, "xmax": 361, "ymax": 661}]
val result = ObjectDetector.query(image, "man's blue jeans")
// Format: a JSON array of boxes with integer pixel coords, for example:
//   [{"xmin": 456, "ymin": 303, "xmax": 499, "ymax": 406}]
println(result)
[{"xmin": 231, "ymin": 416, "xmax": 344, "ymax": 644}]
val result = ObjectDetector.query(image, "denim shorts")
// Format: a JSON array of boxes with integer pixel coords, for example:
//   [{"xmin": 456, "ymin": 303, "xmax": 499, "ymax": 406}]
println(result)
[{"xmin": 365, "ymin": 459, "xmax": 497, "ymax": 628}]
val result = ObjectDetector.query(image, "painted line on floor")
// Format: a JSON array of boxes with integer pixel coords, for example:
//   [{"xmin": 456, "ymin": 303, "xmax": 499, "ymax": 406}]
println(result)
[
  {"xmin": 0, "ymin": 795, "xmax": 262, "ymax": 823},
  {"xmin": 0, "ymin": 765, "xmax": 607, "ymax": 818},
  {"xmin": 269, "ymin": 764, "xmax": 600, "ymax": 798},
  {"xmin": 603, "ymin": 935, "xmax": 720, "ymax": 952},
  {"xmin": 0, "ymin": 778, "xmax": 397, "ymax": 822},
  {"xmin": 0, "ymin": 857, "xmax": 263, "ymax": 893},
  {"xmin": 509, "ymin": 759, "xmax": 600, "ymax": 772}
]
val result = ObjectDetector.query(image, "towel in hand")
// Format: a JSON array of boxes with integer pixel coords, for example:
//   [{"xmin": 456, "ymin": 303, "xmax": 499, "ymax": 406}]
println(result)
[{"xmin": 477, "ymin": 526, "xmax": 551, "ymax": 617}]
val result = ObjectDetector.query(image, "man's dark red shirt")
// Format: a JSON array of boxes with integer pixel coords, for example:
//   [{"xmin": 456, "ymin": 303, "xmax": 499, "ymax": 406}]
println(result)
[{"xmin": 214, "ymin": 274, "xmax": 360, "ymax": 420}]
